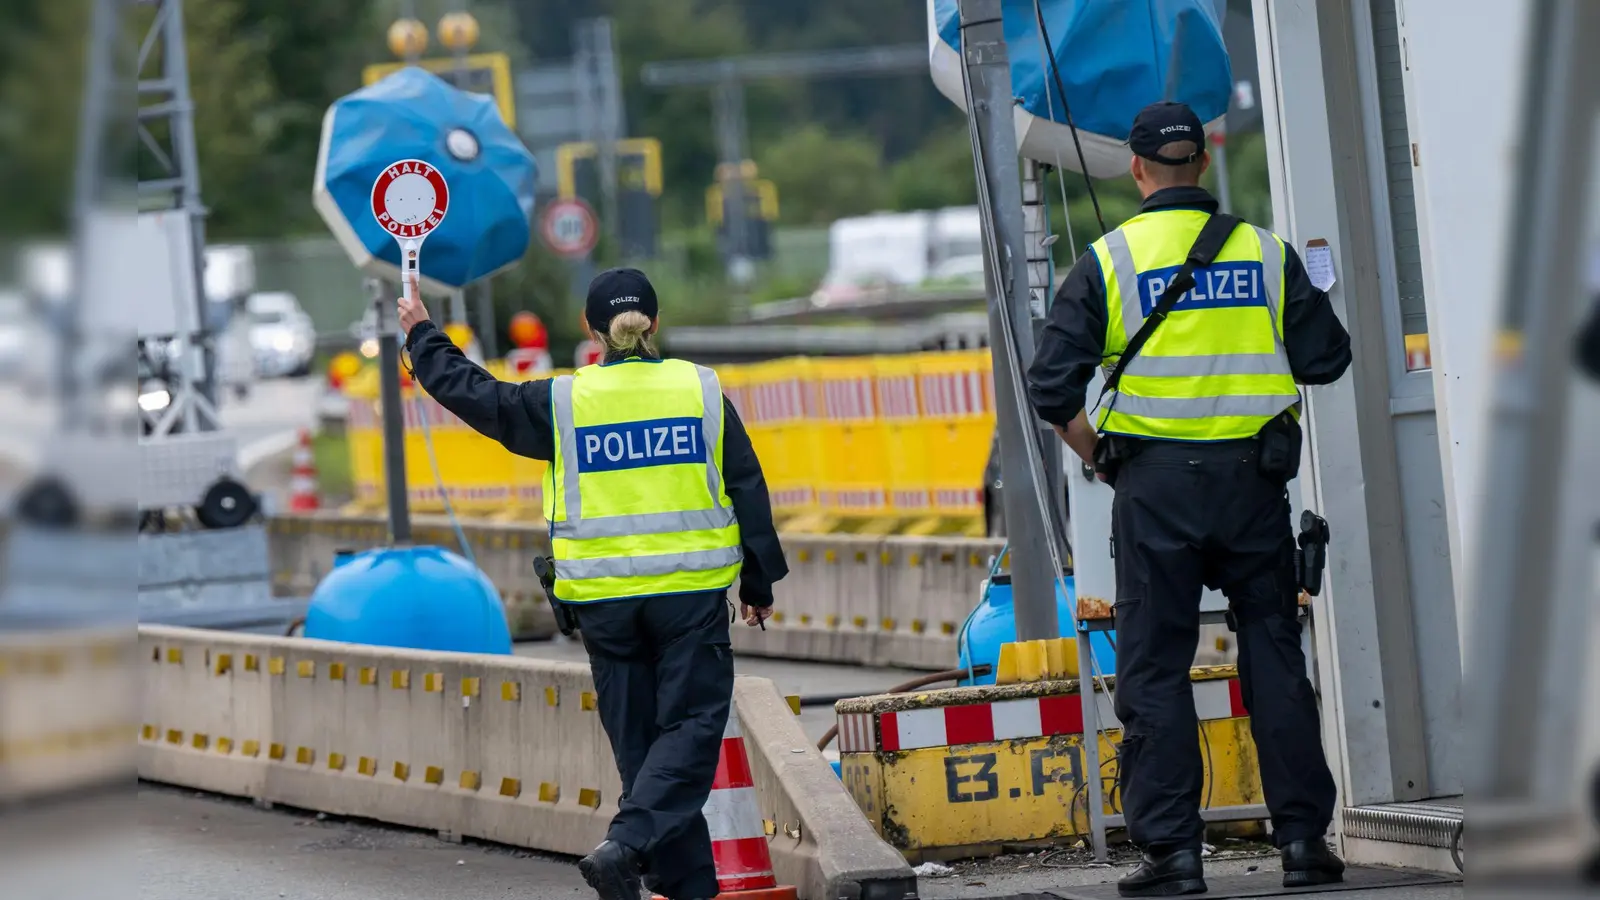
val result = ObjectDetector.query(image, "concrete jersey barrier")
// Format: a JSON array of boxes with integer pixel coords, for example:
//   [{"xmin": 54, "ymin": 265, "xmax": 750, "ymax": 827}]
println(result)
[
  {"xmin": 137, "ymin": 625, "xmax": 914, "ymax": 900},
  {"xmin": 268, "ymin": 512, "xmax": 1004, "ymax": 670}
]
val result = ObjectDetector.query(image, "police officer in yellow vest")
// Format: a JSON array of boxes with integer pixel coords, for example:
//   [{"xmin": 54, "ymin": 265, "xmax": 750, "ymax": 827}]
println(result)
[
  {"xmin": 399, "ymin": 268, "xmax": 787, "ymax": 900},
  {"xmin": 1028, "ymin": 102, "xmax": 1352, "ymax": 897}
]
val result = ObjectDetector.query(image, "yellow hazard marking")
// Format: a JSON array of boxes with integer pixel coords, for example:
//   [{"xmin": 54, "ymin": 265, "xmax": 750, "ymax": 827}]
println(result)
[
  {"xmin": 242, "ymin": 740, "xmax": 260, "ymax": 758},
  {"xmin": 800, "ymin": 614, "xmax": 813, "ymax": 625},
  {"xmin": 764, "ymin": 819, "xmax": 777, "ymax": 836},
  {"xmin": 881, "ymin": 618, "xmax": 897, "ymax": 631},
  {"xmin": 501, "ymin": 778, "xmax": 522, "ymax": 798},
  {"xmin": 191, "ymin": 733, "xmax": 208, "ymax": 750},
  {"xmin": 855, "ymin": 551, "xmax": 868, "ymax": 563},
  {"xmin": 797, "ymin": 549, "xmax": 811, "ymax": 563},
  {"xmin": 852, "ymin": 616, "xmax": 867, "ymax": 629},
  {"xmin": 328, "ymin": 753, "xmax": 346, "ymax": 771},
  {"xmin": 785, "ymin": 695, "xmax": 802, "ymax": 715},
  {"xmin": 214, "ymin": 654, "xmax": 232, "ymax": 676},
  {"xmin": 578, "ymin": 788, "xmax": 601, "ymax": 808},
  {"xmin": 391, "ymin": 670, "xmax": 411, "ymax": 690},
  {"xmin": 359, "ymin": 667, "xmax": 377, "ymax": 686},
  {"xmin": 537, "ymin": 782, "xmax": 560, "ymax": 803},
  {"xmin": 824, "ymin": 550, "xmax": 837, "ymax": 563},
  {"xmin": 826, "ymin": 615, "xmax": 840, "ymax": 628},
  {"xmin": 423, "ymin": 673, "xmax": 444, "ymax": 693},
  {"xmin": 841, "ymin": 718, "xmax": 1264, "ymax": 855},
  {"xmin": 357, "ymin": 756, "xmax": 377, "ymax": 776},
  {"xmin": 544, "ymin": 686, "xmax": 559, "ymax": 707},
  {"xmin": 142, "ymin": 725, "xmax": 156, "ymax": 742},
  {"xmin": 244, "ymin": 654, "xmax": 260, "ymax": 672},
  {"xmin": 297, "ymin": 660, "xmax": 315, "ymax": 678},
  {"xmin": 269, "ymin": 743, "xmax": 285, "ymax": 761},
  {"xmin": 580, "ymin": 692, "xmax": 597, "ymax": 711},
  {"xmin": 166, "ymin": 648, "xmax": 183, "ymax": 664},
  {"xmin": 296, "ymin": 747, "xmax": 315, "ymax": 766},
  {"xmin": 425, "ymin": 766, "xmax": 444, "ymax": 785},
  {"xmin": 268, "ymin": 657, "xmax": 285, "ymax": 676},
  {"xmin": 501, "ymin": 682, "xmax": 521, "ymax": 702},
  {"xmin": 394, "ymin": 762, "xmax": 411, "ymax": 782},
  {"xmin": 459, "ymin": 771, "xmax": 481, "ymax": 790},
  {"xmin": 942, "ymin": 622, "xmax": 957, "ymax": 635},
  {"xmin": 166, "ymin": 729, "xmax": 182, "ymax": 745},
  {"xmin": 461, "ymin": 677, "xmax": 480, "ymax": 697},
  {"xmin": 329, "ymin": 662, "xmax": 346, "ymax": 681},
  {"xmin": 217, "ymin": 737, "xmax": 233, "ymax": 755},
  {"xmin": 772, "ymin": 611, "xmax": 786, "ymax": 623}
]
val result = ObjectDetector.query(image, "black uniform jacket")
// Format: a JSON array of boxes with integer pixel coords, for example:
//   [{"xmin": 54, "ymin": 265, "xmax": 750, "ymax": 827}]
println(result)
[
  {"xmin": 1028, "ymin": 186, "xmax": 1354, "ymax": 431},
  {"xmin": 405, "ymin": 320, "xmax": 788, "ymax": 606}
]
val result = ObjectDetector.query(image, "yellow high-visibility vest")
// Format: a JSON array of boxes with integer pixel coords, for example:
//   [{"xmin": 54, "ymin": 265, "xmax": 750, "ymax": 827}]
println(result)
[
  {"xmin": 544, "ymin": 358, "xmax": 742, "ymax": 602},
  {"xmin": 1091, "ymin": 209, "xmax": 1300, "ymax": 441}
]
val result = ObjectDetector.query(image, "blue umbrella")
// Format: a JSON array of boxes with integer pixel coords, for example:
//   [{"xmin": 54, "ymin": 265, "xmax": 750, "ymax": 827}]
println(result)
[
  {"xmin": 928, "ymin": 0, "xmax": 1231, "ymax": 178},
  {"xmin": 314, "ymin": 66, "xmax": 538, "ymax": 292}
]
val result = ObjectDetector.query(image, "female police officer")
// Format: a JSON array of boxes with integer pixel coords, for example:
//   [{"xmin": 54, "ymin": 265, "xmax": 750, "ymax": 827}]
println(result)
[{"xmin": 398, "ymin": 267, "xmax": 788, "ymax": 900}]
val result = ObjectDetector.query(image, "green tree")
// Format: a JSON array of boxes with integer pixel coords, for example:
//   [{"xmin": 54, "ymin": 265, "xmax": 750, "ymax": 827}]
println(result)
[
  {"xmin": 888, "ymin": 121, "xmax": 978, "ymax": 211},
  {"xmin": 757, "ymin": 124, "xmax": 888, "ymax": 225},
  {"xmin": 0, "ymin": 0, "xmax": 284, "ymax": 238}
]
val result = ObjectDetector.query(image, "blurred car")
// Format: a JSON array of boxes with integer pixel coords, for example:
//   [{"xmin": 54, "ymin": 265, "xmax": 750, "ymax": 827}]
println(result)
[{"xmin": 246, "ymin": 291, "xmax": 315, "ymax": 378}]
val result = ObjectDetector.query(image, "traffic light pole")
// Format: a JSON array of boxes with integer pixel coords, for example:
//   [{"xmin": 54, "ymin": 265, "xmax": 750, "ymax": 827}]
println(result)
[{"xmin": 960, "ymin": 0, "xmax": 1061, "ymax": 642}]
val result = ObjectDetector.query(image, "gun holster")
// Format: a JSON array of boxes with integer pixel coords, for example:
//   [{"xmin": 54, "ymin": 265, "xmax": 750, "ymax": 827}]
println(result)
[
  {"xmin": 533, "ymin": 556, "xmax": 579, "ymax": 637},
  {"xmin": 1092, "ymin": 434, "xmax": 1143, "ymax": 488},
  {"xmin": 1294, "ymin": 511, "xmax": 1331, "ymax": 597}
]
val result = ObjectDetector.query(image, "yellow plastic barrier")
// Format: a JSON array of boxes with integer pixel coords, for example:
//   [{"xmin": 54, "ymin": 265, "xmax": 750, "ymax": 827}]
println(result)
[
  {"xmin": 736, "ymin": 358, "xmax": 823, "ymax": 517},
  {"xmin": 342, "ymin": 350, "xmax": 1000, "ymax": 534},
  {"xmin": 873, "ymin": 355, "xmax": 931, "ymax": 516},
  {"xmin": 915, "ymin": 350, "xmax": 994, "ymax": 518}
]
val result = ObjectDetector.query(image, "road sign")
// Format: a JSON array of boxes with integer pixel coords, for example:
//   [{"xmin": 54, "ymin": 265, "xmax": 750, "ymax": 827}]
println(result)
[
  {"xmin": 373, "ymin": 159, "xmax": 450, "ymax": 306},
  {"xmin": 371, "ymin": 159, "xmax": 450, "ymax": 240},
  {"xmin": 540, "ymin": 198, "xmax": 599, "ymax": 258}
]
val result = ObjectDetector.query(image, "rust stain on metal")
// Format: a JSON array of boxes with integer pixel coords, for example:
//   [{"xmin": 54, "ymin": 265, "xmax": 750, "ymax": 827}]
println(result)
[{"xmin": 1077, "ymin": 595, "xmax": 1114, "ymax": 621}]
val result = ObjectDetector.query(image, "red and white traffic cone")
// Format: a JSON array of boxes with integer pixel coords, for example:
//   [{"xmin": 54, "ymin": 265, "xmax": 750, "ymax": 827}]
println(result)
[
  {"xmin": 653, "ymin": 712, "xmax": 796, "ymax": 900},
  {"xmin": 288, "ymin": 429, "xmax": 319, "ymax": 512}
]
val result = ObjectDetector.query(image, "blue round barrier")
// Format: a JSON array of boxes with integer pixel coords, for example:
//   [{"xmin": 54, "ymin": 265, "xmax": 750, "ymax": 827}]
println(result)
[
  {"xmin": 956, "ymin": 569, "xmax": 1116, "ymax": 686},
  {"xmin": 304, "ymin": 545, "xmax": 512, "ymax": 655}
]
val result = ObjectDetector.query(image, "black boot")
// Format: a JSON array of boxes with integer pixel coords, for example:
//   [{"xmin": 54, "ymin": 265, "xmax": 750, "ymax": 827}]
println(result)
[
  {"xmin": 578, "ymin": 840, "xmax": 644, "ymax": 900},
  {"xmin": 1117, "ymin": 847, "xmax": 1207, "ymax": 897},
  {"xmin": 1280, "ymin": 839, "xmax": 1345, "ymax": 888}
]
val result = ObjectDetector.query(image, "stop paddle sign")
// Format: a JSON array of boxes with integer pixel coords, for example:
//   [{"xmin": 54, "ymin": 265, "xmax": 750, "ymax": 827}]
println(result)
[{"xmin": 372, "ymin": 159, "xmax": 450, "ymax": 302}]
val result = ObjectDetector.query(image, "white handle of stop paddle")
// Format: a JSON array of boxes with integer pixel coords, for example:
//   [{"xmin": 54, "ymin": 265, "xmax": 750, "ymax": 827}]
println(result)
[{"xmin": 400, "ymin": 237, "xmax": 422, "ymax": 304}]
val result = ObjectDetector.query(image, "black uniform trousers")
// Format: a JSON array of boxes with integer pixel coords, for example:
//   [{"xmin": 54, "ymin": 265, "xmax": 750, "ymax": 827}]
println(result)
[
  {"xmin": 575, "ymin": 589, "xmax": 735, "ymax": 900},
  {"xmin": 1109, "ymin": 438, "xmax": 1336, "ymax": 853}
]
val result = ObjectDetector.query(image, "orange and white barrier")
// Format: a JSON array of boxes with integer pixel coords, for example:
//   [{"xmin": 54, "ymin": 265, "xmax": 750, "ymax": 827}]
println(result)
[
  {"xmin": 288, "ymin": 429, "xmax": 319, "ymax": 512},
  {"xmin": 660, "ymin": 712, "xmax": 796, "ymax": 900}
]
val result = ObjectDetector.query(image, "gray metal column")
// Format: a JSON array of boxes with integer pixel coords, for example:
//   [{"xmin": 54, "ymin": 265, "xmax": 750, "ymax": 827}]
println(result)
[
  {"xmin": 959, "ymin": 0, "xmax": 1060, "ymax": 642},
  {"xmin": 1253, "ymin": 0, "xmax": 1432, "ymax": 809},
  {"xmin": 372, "ymin": 279, "xmax": 412, "ymax": 544},
  {"xmin": 712, "ymin": 78, "xmax": 752, "ymax": 292}
]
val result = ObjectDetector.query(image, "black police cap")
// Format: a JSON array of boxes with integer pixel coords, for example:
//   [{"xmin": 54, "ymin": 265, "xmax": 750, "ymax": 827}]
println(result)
[{"xmin": 1128, "ymin": 101, "xmax": 1207, "ymax": 165}]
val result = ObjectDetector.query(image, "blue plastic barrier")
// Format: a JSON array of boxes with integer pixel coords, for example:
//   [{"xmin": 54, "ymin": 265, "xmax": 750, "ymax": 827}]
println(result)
[
  {"xmin": 956, "ymin": 570, "xmax": 1116, "ymax": 686},
  {"xmin": 304, "ymin": 545, "xmax": 512, "ymax": 655}
]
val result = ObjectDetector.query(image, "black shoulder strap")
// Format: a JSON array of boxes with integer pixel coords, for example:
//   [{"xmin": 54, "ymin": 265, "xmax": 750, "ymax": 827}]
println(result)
[{"xmin": 1101, "ymin": 213, "xmax": 1243, "ymax": 393}]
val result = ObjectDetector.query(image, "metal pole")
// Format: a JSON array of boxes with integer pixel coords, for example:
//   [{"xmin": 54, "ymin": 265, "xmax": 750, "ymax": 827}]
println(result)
[
  {"xmin": 960, "ymin": 0, "xmax": 1060, "ymax": 642},
  {"xmin": 592, "ymin": 18, "xmax": 622, "ymax": 254},
  {"xmin": 713, "ymin": 78, "xmax": 752, "ymax": 299},
  {"xmin": 372, "ymin": 279, "xmax": 412, "ymax": 544},
  {"xmin": 476, "ymin": 281, "xmax": 498, "ymax": 360}
]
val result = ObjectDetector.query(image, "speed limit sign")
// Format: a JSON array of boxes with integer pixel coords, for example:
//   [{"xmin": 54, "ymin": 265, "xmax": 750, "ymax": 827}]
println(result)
[{"xmin": 540, "ymin": 198, "xmax": 599, "ymax": 259}]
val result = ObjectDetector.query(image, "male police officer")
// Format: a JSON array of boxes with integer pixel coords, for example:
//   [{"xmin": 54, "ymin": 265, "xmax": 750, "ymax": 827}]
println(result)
[
  {"xmin": 399, "ymin": 268, "xmax": 787, "ymax": 900},
  {"xmin": 1028, "ymin": 101, "xmax": 1352, "ymax": 896}
]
